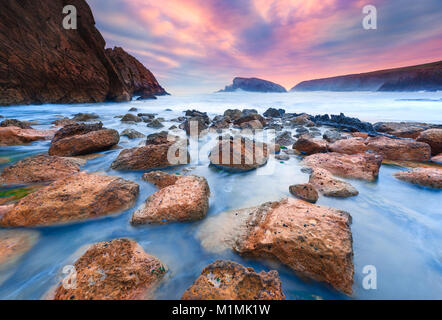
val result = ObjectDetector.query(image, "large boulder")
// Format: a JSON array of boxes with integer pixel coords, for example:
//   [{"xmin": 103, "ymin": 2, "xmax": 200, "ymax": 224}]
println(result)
[
  {"xmin": 416, "ymin": 129, "xmax": 442, "ymax": 155},
  {"xmin": 53, "ymin": 239, "xmax": 167, "ymax": 300},
  {"xmin": 0, "ymin": 154, "xmax": 80, "ymax": 185},
  {"xmin": 111, "ymin": 133, "xmax": 188, "ymax": 170},
  {"xmin": 366, "ymin": 136, "xmax": 431, "ymax": 161},
  {"xmin": 328, "ymin": 137, "xmax": 368, "ymax": 155},
  {"xmin": 309, "ymin": 168, "xmax": 358, "ymax": 197},
  {"xmin": 131, "ymin": 173, "xmax": 210, "ymax": 225},
  {"xmin": 209, "ymin": 136, "xmax": 268, "ymax": 171},
  {"xmin": 223, "ymin": 109, "xmax": 242, "ymax": 121},
  {"xmin": 0, "ymin": 126, "xmax": 56, "ymax": 146},
  {"xmin": 373, "ymin": 122, "xmax": 433, "ymax": 138},
  {"xmin": 293, "ymin": 137, "xmax": 328, "ymax": 155},
  {"xmin": 48, "ymin": 123, "xmax": 119, "ymax": 156},
  {"xmin": 198, "ymin": 198, "xmax": 354, "ymax": 294},
  {"xmin": 394, "ymin": 168, "xmax": 442, "ymax": 188},
  {"xmin": 181, "ymin": 260, "xmax": 285, "ymax": 300},
  {"xmin": 0, "ymin": 172, "xmax": 139, "ymax": 227},
  {"xmin": 303, "ymin": 152, "xmax": 383, "ymax": 181}
]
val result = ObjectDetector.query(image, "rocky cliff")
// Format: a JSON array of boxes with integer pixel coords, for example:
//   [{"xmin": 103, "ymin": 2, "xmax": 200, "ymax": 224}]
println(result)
[
  {"xmin": 219, "ymin": 77, "xmax": 287, "ymax": 93},
  {"xmin": 0, "ymin": 0, "xmax": 166, "ymax": 106},
  {"xmin": 291, "ymin": 61, "xmax": 442, "ymax": 92}
]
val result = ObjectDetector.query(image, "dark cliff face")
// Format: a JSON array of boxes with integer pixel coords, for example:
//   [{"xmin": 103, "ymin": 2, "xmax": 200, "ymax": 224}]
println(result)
[
  {"xmin": 0, "ymin": 0, "xmax": 166, "ymax": 106},
  {"xmin": 219, "ymin": 77, "xmax": 287, "ymax": 93},
  {"xmin": 291, "ymin": 61, "xmax": 442, "ymax": 92},
  {"xmin": 105, "ymin": 47, "xmax": 168, "ymax": 98}
]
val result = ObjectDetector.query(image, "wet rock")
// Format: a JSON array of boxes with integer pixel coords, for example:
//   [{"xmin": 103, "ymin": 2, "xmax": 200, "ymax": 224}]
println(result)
[
  {"xmin": 431, "ymin": 153, "xmax": 442, "ymax": 163},
  {"xmin": 366, "ymin": 136, "xmax": 431, "ymax": 161},
  {"xmin": 289, "ymin": 183, "xmax": 319, "ymax": 203},
  {"xmin": 132, "ymin": 174, "xmax": 210, "ymax": 225},
  {"xmin": 275, "ymin": 131, "xmax": 295, "ymax": 146},
  {"xmin": 120, "ymin": 129, "xmax": 145, "ymax": 139},
  {"xmin": 138, "ymin": 113, "xmax": 156, "ymax": 119},
  {"xmin": 142, "ymin": 171, "xmax": 181, "ymax": 189},
  {"xmin": 184, "ymin": 117, "xmax": 208, "ymax": 135},
  {"xmin": 111, "ymin": 134, "xmax": 188, "ymax": 170},
  {"xmin": 234, "ymin": 114, "xmax": 266, "ymax": 127},
  {"xmin": 290, "ymin": 114, "xmax": 311, "ymax": 126},
  {"xmin": 121, "ymin": 113, "xmax": 142, "ymax": 123},
  {"xmin": 0, "ymin": 119, "xmax": 33, "ymax": 129},
  {"xmin": 0, "ymin": 126, "xmax": 56, "ymax": 146},
  {"xmin": 309, "ymin": 168, "xmax": 358, "ymax": 197},
  {"xmin": 53, "ymin": 239, "xmax": 167, "ymax": 300},
  {"xmin": 210, "ymin": 117, "xmax": 231, "ymax": 130},
  {"xmin": 0, "ymin": 172, "xmax": 139, "ymax": 227},
  {"xmin": 416, "ymin": 129, "xmax": 442, "ymax": 155},
  {"xmin": 72, "ymin": 113, "xmax": 99, "ymax": 122},
  {"xmin": 263, "ymin": 108, "xmax": 285, "ymax": 118},
  {"xmin": 394, "ymin": 168, "xmax": 442, "ymax": 188},
  {"xmin": 265, "ymin": 121, "xmax": 283, "ymax": 131},
  {"xmin": 275, "ymin": 154, "xmax": 290, "ymax": 161},
  {"xmin": 323, "ymin": 130, "xmax": 342, "ymax": 143},
  {"xmin": 240, "ymin": 120, "xmax": 263, "ymax": 130},
  {"xmin": 293, "ymin": 137, "xmax": 328, "ymax": 155},
  {"xmin": 128, "ymin": 107, "xmax": 138, "ymax": 112},
  {"xmin": 373, "ymin": 122, "xmax": 432, "ymax": 138},
  {"xmin": 328, "ymin": 137, "xmax": 368, "ymax": 155},
  {"xmin": 49, "ymin": 123, "xmax": 119, "ymax": 156},
  {"xmin": 197, "ymin": 198, "xmax": 354, "ymax": 294},
  {"xmin": 185, "ymin": 110, "xmax": 210, "ymax": 121},
  {"xmin": 351, "ymin": 132, "xmax": 369, "ymax": 138},
  {"xmin": 223, "ymin": 109, "xmax": 242, "ymax": 121},
  {"xmin": 303, "ymin": 152, "xmax": 383, "ymax": 181},
  {"xmin": 312, "ymin": 113, "xmax": 375, "ymax": 133},
  {"xmin": 209, "ymin": 136, "xmax": 268, "ymax": 171},
  {"xmin": 0, "ymin": 154, "xmax": 80, "ymax": 185},
  {"xmin": 181, "ymin": 260, "xmax": 285, "ymax": 300},
  {"xmin": 147, "ymin": 119, "xmax": 165, "ymax": 128},
  {"xmin": 51, "ymin": 118, "xmax": 77, "ymax": 127}
]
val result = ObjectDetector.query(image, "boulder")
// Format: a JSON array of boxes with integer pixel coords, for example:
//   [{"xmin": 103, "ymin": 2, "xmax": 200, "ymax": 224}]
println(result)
[
  {"xmin": 263, "ymin": 108, "xmax": 285, "ymax": 118},
  {"xmin": 146, "ymin": 119, "xmax": 165, "ymax": 128},
  {"xmin": 322, "ymin": 130, "xmax": 342, "ymax": 142},
  {"xmin": 394, "ymin": 168, "xmax": 442, "ymax": 188},
  {"xmin": 0, "ymin": 154, "xmax": 80, "ymax": 185},
  {"xmin": 309, "ymin": 168, "xmax": 358, "ymax": 197},
  {"xmin": 197, "ymin": 198, "xmax": 354, "ymax": 294},
  {"xmin": 121, "ymin": 114, "xmax": 142, "ymax": 123},
  {"xmin": 373, "ymin": 122, "xmax": 431, "ymax": 138},
  {"xmin": 291, "ymin": 114, "xmax": 311, "ymax": 126},
  {"xmin": 184, "ymin": 117, "xmax": 208, "ymax": 135},
  {"xmin": 293, "ymin": 137, "xmax": 328, "ymax": 155},
  {"xmin": 234, "ymin": 114, "xmax": 266, "ymax": 127},
  {"xmin": 289, "ymin": 183, "xmax": 319, "ymax": 203},
  {"xmin": 51, "ymin": 118, "xmax": 77, "ymax": 127},
  {"xmin": 366, "ymin": 136, "xmax": 431, "ymax": 161},
  {"xmin": 303, "ymin": 152, "xmax": 382, "ymax": 181},
  {"xmin": 239, "ymin": 120, "xmax": 263, "ymax": 130},
  {"xmin": 72, "ymin": 113, "xmax": 99, "ymax": 122},
  {"xmin": 53, "ymin": 239, "xmax": 167, "ymax": 300},
  {"xmin": 0, "ymin": 172, "xmax": 139, "ymax": 227},
  {"xmin": 223, "ymin": 109, "xmax": 242, "ymax": 121},
  {"xmin": 209, "ymin": 136, "xmax": 268, "ymax": 171},
  {"xmin": 328, "ymin": 137, "xmax": 368, "ymax": 155},
  {"xmin": 275, "ymin": 131, "xmax": 295, "ymax": 146},
  {"xmin": 0, "ymin": 126, "xmax": 56, "ymax": 146},
  {"xmin": 120, "ymin": 129, "xmax": 145, "ymax": 139},
  {"xmin": 142, "ymin": 171, "xmax": 181, "ymax": 189},
  {"xmin": 416, "ymin": 129, "xmax": 442, "ymax": 155},
  {"xmin": 48, "ymin": 123, "xmax": 120, "ymax": 156},
  {"xmin": 131, "ymin": 174, "xmax": 210, "ymax": 225},
  {"xmin": 181, "ymin": 260, "xmax": 285, "ymax": 300},
  {"xmin": 0, "ymin": 119, "xmax": 33, "ymax": 129}
]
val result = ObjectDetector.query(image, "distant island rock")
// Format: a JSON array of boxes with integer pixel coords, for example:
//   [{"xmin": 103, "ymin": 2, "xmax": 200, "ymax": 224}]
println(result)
[
  {"xmin": 219, "ymin": 77, "xmax": 287, "ymax": 93},
  {"xmin": 0, "ymin": 0, "xmax": 167, "ymax": 106},
  {"xmin": 291, "ymin": 60, "xmax": 442, "ymax": 92}
]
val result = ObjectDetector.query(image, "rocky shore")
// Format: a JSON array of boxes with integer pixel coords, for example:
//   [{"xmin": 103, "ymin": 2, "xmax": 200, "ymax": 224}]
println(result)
[{"xmin": 0, "ymin": 104, "xmax": 441, "ymax": 300}]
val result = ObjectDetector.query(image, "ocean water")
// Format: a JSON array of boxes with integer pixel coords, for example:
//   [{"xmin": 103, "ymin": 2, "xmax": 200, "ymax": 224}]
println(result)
[{"xmin": 0, "ymin": 91, "xmax": 441, "ymax": 300}]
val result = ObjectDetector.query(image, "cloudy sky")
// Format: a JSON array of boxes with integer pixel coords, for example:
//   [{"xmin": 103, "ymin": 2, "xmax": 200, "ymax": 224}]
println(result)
[{"xmin": 88, "ymin": 0, "xmax": 442, "ymax": 94}]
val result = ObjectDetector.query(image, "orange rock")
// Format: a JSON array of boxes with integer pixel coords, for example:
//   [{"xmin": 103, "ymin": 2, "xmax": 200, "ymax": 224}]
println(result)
[
  {"xmin": 351, "ymin": 132, "xmax": 369, "ymax": 138},
  {"xmin": 132, "ymin": 174, "xmax": 210, "ymax": 225},
  {"xmin": 309, "ymin": 168, "xmax": 358, "ymax": 197},
  {"xmin": 328, "ymin": 137, "xmax": 368, "ymax": 155},
  {"xmin": 0, "ymin": 126, "xmax": 56, "ymax": 146},
  {"xmin": 431, "ymin": 153, "xmax": 442, "ymax": 163},
  {"xmin": 303, "ymin": 152, "xmax": 382, "ymax": 181},
  {"xmin": 53, "ymin": 239, "xmax": 167, "ymax": 300},
  {"xmin": 0, "ymin": 230, "xmax": 39, "ymax": 272},
  {"xmin": 416, "ymin": 129, "xmax": 442, "ymax": 155},
  {"xmin": 198, "ymin": 198, "xmax": 354, "ymax": 295},
  {"xmin": 293, "ymin": 137, "xmax": 328, "ymax": 155},
  {"xmin": 0, "ymin": 172, "xmax": 139, "ymax": 227},
  {"xmin": 181, "ymin": 260, "xmax": 285, "ymax": 300},
  {"xmin": 142, "ymin": 171, "xmax": 181, "ymax": 189},
  {"xmin": 366, "ymin": 136, "xmax": 431, "ymax": 161},
  {"xmin": 289, "ymin": 183, "xmax": 319, "ymax": 203},
  {"xmin": 0, "ymin": 154, "xmax": 80, "ymax": 185},
  {"xmin": 394, "ymin": 168, "xmax": 442, "ymax": 188}
]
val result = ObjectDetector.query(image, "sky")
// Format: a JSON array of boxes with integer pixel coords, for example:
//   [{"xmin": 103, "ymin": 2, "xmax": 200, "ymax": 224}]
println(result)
[{"xmin": 88, "ymin": 0, "xmax": 442, "ymax": 94}]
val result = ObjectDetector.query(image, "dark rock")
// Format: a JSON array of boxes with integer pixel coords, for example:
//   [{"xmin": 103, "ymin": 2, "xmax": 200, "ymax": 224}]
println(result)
[
  {"xmin": 0, "ymin": 119, "xmax": 32, "ymax": 129},
  {"xmin": 275, "ymin": 131, "xmax": 295, "ymax": 146},
  {"xmin": 120, "ymin": 129, "xmax": 145, "ymax": 139},
  {"xmin": 146, "ymin": 119, "xmax": 164, "ymax": 128},
  {"xmin": 263, "ymin": 108, "xmax": 285, "ymax": 118},
  {"xmin": 312, "ymin": 113, "xmax": 375, "ymax": 133},
  {"xmin": 121, "ymin": 114, "xmax": 142, "ymax": 123}
]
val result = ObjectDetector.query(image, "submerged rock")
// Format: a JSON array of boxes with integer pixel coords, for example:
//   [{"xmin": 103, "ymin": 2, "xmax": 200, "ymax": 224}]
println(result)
[
  {"xmin": 181, "ymin": 260, "xmax": 285, "ymax": 300},
  {"xmin": 416, "ymin": 129, "xmax": 442, "ymax": 155},
  {"xmin": 53, "ymin": 239, "xmax": 167, "ymax": 300},
  {"xmin": 209, "ymin": 136, "xmax": 269, "ymax": 171},
  {"xmin": 120, "ymin": 129, "xmax": 145, "ymax": 139},
  {"xmin": 366, "ymin": 136, "xmax": 431, "ymax": 161},
  {"xmin": 293, "ymin": 137, "xmax": 328, "ymax": 155},
  {"xmin": 51, "ymin": 118, "xmax": 77, "ymax": 127},
  {"xmin": 289, "ymin": 183, "xmax": 319, "ymax": 203},
  {"xmin": 72, "ymin": 113, "xmax": 99, "ymax": 122},
  {"xmin": 0, "ymin": 172, "xmax": 139, "ymax": 227},
  {"xmin": 394, "ymin": 168, "xmax": 442, "ymax": 188},
  {"xmin": 303, "ymin": 152, "xmax": 382, "ymax": 181},
  {"xmin": 309, "ymin": 168, "xmax": 359, "ymax": 197},
  {"xmin": 0, "ymin": 126, "xmax": 56, "ymax": 146},
  {"xmin": 0, "ymin": 154, "xmax": 80, "ymax": 185},
  {"xmin": 132, "ymin": 173, "xmax": 210, "ymax": 225},
  {"xmin": 49, "ymin": 123, "xmax": 119, "ymax": 156},
  {"xmin": 121, "ymin": 114, "xmax": 142, "ymax": 123},
  {"xmin": 198, "ymin": 198, "xmax": 354, "ymax": 294}
]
